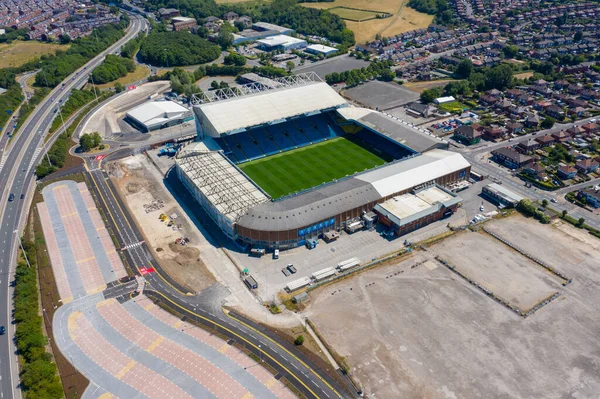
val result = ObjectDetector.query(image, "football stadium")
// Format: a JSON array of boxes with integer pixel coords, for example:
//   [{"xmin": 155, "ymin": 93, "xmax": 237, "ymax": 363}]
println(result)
[{"xmin": 176, "ymin": 73, "xmax": 471, "ymax": 249}]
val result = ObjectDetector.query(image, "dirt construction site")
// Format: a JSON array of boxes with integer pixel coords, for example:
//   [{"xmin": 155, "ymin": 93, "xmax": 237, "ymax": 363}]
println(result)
[
  {"xmin": 107, "ymin": 155, "xmax": 216, "ymax": 293},
  {"xmin": 305, "ymin": 214, "xmax": 600, "ymax": 399}
]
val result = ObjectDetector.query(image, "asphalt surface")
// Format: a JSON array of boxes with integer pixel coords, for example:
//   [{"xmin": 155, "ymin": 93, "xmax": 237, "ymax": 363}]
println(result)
[
  {"xmin": 0, "ymin": 15, "xmax": 146, "ymax": 399},
  {"xmin": 459, "ymin": 116, "xmax": 600, "ymax": 229},
  {"xmin": 83, "ymin": 158, "xmax": 352, "ymax": 398}
]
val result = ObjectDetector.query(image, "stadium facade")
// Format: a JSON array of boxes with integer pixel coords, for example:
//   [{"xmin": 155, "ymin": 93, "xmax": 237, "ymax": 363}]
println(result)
[{"xmin": 176, "ymin": 73, "xmax": 471, "ymax": 249}]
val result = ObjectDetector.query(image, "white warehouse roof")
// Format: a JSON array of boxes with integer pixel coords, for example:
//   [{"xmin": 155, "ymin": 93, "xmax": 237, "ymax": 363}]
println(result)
[
  {"xmin": 126, "ymin": 100, "xmax": 189, "ymax": 128},
  {"xmin": 256, "ymin": 35, "xmax": 306, "ymax": 48},
  {"xmin": 306, "ymin": 44, "xmax": 338, "ymax": 54},
  {"xmin": 195, "ymin": 82, "xmax": 347, "ymax": 136}
]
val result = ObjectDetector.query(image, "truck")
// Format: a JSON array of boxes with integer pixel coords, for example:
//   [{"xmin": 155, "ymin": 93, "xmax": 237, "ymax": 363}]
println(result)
[
  {"xmin": 250, "ymin": 248, "xmax": 265, "ymax": 257},
  {"xmin": 244, "ymin": 275, "xmax": 258, "ymax": 289}
]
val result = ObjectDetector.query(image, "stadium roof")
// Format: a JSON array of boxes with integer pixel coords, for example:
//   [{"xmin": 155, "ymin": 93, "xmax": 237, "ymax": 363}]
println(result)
[
  {"xmin": 236, "ymin": 149, "xmax": 470, "ymax": 231},
  {"xmin": 126, "ymin": 100, "xmax": 189, "ymax": 128},
  {"xmin": 194, "ymin": 81, "xmax": 347, "ymax": 136},
  {"xmin": 337, "ymin": 108, "xmax": 448, "ymax": 153},
  {"xmin": 176, "ymin": 150, "xmax": 269, "ymax": 223},
  {"xmin": 357, "ymin": 149, "xmax": 470, "ymax": 198}
]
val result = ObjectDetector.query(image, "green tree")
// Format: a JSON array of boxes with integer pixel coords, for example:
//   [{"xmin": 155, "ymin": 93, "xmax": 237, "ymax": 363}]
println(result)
[
  {"xmin": 224, "ymin": 53, "xmax": 246, "ymax": 66},
  {"xmin": 379, "ymin": 68, "xmax": 396, "ymax": 81},
  {"xmin": 541, "ymin": 117, "xmax": 555, "ymax": 129},
  {"xmin": 286, "ymin": 61, "xmax": 295, "ymax": 73},
  {"xmin": 502, "ymin": 45, "xmax": 519, "ymax": 59},
  {"xmin": 79, "ymin": 132, "xmax": 101, "ymax": 152},
  {"xmin": 139, "ymin": 31, "xmax": 220, "ymax": 67},
  {"xmin": 456, "ymin": 59, "xmax": 473, "ymax": 78},
  {"xmin": 217, "ymin": 24, "xmax": 235, "ymax": 49},
  {"xmin": 562, "ymin": 209, "xmax": 568, "ymax": 218},
  {"xmin": 577, "ymin": 217, "xmax": 585, "ymax": 227},
  {"xmin": 574, "ymin": 31, "xmax": 583, "ymax": 42},
  {"xmin": 114, "ymin": 82, "xmax": 124, "ymax": 93},
  {"xmin": 485, "ymin": 64, "xmax": 514, "ymax": 90},
  {"xmin": 542, "ymin": 199, "xmax": 548, "ymax": 207},
  {"xmin": 420, "ymin": 87, "xmax": 442, "ymax": 104},
  {"xmin": 294, "ymin": 335, "xmax": 305, "ymax": 346}
]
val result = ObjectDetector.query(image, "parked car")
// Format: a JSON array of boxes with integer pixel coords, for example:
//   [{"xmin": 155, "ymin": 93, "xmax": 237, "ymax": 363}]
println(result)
[
  {"xmin": 273, "ymin": 249, "xmax": 279, "ymax": 259},
  {"xmin": 287, "ymin": 264, "xmax": 297, "ymax": 274},
  {"xmin": 0, "ymin": 326, "xmax": 5, "ymax": 335},
  {"xmin": 281, "ymin": 267, "xmax": 290, "ymax": 277}
]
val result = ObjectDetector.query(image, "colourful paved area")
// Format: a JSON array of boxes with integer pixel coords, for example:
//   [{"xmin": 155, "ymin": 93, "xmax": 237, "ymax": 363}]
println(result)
[{"xmin": 38, "ymin": 181, "xmax": 127, "ymax": 302}]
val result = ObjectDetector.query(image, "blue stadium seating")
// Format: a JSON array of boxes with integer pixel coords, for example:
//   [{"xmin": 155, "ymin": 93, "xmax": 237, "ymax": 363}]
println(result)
[
  {"xmin": 355, "ymin": 130, "xmax": 410, "ymax": 159},
  {"xmin": 265, "ymin": 125, "xmax": 295, "ymax": 152},
  {"xmin": 250, "ymin": 129, "xmax": 279, "ymax": 156},
  {"xmin": 212, "ymin": 112, "xmax": 348, "ymax": 164}
]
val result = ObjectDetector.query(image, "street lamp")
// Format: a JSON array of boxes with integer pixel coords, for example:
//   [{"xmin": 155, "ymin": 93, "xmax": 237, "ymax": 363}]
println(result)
[
  {"xmin": 14, "ymin": 230, "xmax": 31, "ymax": 268},
  {"xmin": 89, "ymin": 73, "xmax": 99, "ymax": 103}
]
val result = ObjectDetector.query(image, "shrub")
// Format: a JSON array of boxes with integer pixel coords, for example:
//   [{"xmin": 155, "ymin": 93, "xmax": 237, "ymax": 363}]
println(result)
[{"xmin": 294, "ymin": 335, "xmax": 305, "ymax": 346}]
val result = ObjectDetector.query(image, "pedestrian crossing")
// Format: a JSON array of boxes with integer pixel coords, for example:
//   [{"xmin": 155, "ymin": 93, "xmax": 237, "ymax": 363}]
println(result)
[
  {"xmin": 121, "ymin": 240, "xmax": 145, "ymax": 251},
  {"xmin": 0, "ymin": 154, "xmax": 7, "ymax": 172},
  {"xmin": 28, "ymin": 147, "xmax": 42, "ymax": 170}
]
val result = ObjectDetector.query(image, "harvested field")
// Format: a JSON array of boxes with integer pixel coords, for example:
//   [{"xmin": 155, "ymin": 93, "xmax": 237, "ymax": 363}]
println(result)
[
  {"xmin": 303, "ymin": 1, "xmax": 432, "ymax": 43},
  {"xmin": 108, "ymin": 155, "xmax": 216, "ymax": 293},
  {"xmin": 404, "ymin": 79, "xmax": 455, "ymax": 93},
  {"xmin": 306, "ymin": 214, "xmax": 600, "ymax": 398},
  {"xmin": 0, "ymin": 40, "xmax": 69, "ymax": 68}
]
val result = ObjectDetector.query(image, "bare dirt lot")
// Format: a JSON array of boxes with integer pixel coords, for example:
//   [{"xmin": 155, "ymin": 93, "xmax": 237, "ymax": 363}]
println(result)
[
  {"xmin": 108, "ymin": 155, "xmax": 216, "ymax": 293},
  {"xmin": 429, "ymin": 230, "xmax": 563, "ymax": 311},
  {"xmin": 306, "ymin": 215, "xmax": 600, "ymax": 399}
]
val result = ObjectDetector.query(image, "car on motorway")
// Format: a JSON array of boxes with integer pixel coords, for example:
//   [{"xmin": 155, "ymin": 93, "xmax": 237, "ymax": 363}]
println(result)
[
  {"xmin": 0, "ymin": 326, "xmax": 5, "ymax": 335},
  {"xmin": 8, "ymin": 193, "xmax": 14, "ymax": 202},
  {"xmin": 551, "ymin": 198, "xmax": 557, "ymax": 203},
  {"xmin": 20, "ymin": 194, "xmax": 25, "ymax": 200}
]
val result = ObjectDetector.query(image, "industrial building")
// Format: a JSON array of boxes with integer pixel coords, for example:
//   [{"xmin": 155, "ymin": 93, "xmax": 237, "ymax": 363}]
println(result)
[
  {"xmin": 374, "ymin": 185, "xmax": 461, "ymax": 236},
  {"xmin": 256, "ymin": 35, "xmax": 307, "ymax": 51},
  {"xmin": 252, "ymin": 22, "xmax": 294, "ymax": 35},
  {"xmin": 177, "ymin": 73, "xmax": 470, "ymax": 249},
  {"xmin": 305, "ymin": 44, "xmax": 339, "ymax": 57},
  {"xmin": 125, "ymin": 100, "xmax": 193, "ymax": 132},
  {"xmin": 481, "ymin": 183, "xmax": 524, "ymax": 208}
]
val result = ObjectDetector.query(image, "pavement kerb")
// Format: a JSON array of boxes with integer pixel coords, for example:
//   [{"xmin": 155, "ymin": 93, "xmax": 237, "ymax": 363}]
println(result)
[
  {"xmin": 223, "ymin": 308, "xmax": 344, "ymax": 398},
  {"xmin": 148, "ymin": 289, "xmax": 327, "ymax": 399}
]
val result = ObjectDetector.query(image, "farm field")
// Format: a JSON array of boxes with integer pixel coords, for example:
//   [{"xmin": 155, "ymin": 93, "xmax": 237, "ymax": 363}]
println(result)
[
  {"xmin": 303, "ymin": 0, "xmax": 432, "ymax": 43},
  {"xmin": 239, "ymin": 136, "xmax": 385, "ymax": 199},
  {"xmin": 93, "ymin": 65, "xmax": 151, "ymax": 89},
  {"xmin": 329, "ymin": 7, "xmax": 380, "ymax": 21},
  {"xmin": 0, "ymin": 40, "xmax": 70, "ymax": 68}
]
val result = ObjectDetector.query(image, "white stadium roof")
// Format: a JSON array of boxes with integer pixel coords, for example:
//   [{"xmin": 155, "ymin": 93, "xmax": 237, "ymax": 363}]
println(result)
[
  {"xmin": 357, "ymin": 149, "xmax": 470, "ymax": 198},
  {"xmin": 193, "ymin": 81, "xmax": 347, "ymax": 136}
]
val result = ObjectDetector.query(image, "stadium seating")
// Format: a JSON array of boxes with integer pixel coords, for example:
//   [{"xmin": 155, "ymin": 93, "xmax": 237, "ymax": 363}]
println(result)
[
  {"xmin": 294, "ymin": 118, "xmax": 326, "ymax": 143},
  {"xmin": 265, "ymin": 125, "xmax": 296, "ymax": 152},
  {"xmin": 250, "ymin": 129, "xmax": 279, "ymax": 156},
  {"xmin": 233, "ymin": 133, "xmax": 263, "ymax": 160},
  {"xmin": 355, "ymin": 130, "xmax": 410, "ymax": 159}
]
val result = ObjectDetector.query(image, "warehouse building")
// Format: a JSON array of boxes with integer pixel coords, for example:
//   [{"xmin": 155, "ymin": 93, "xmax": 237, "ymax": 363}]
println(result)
[
  {"xmin": 252, "ymin": 22, "xmax": 294, "ymax": 35},
  {"xmin": 256, "ymin": 35, "xmax": 307, "ymax": 51},
  {"xmin": 481, "ymin": 183, "xmax": 524, "ymax": 208},
  {"xmin": 125, "ymin": 100, "xmax": 193, "ymax": 132},
  {"xmin": 305, "ymin": 44, "xmax": 339, "ymax": 57}
]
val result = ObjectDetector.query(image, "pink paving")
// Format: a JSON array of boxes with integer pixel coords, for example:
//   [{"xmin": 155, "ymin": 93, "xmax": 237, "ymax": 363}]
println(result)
[
  {"xmin": 53, "ymin": 185, "xmax": 106, "ymax": 294},
  {"xmin": 71, "ymin": 313, "xmax": 193, "ymax": 399},
  {"xmin": 135, "ymin": 298, "xmax": 296, "ymax": 399},
  {"xmin": 36, "ymin": 202, "xmax": 73, "ymax": 302},
  {"xmin": 77, "ymin": 182, "xmax": 127, "ymax": 279},
  {"xmin": 98, "ymin": 299, "xmax": 252, "ymax": 399}
]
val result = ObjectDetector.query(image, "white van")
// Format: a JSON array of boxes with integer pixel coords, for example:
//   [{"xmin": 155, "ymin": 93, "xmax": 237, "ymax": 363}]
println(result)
[{"xmin": 273, "ymin": 249, "xmax": 279, "ymax": 259}]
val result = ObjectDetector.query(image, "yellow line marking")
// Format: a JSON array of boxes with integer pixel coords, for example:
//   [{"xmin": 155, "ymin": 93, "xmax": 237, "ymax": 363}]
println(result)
[
  {"xmin": 144, "ymin": 303, "xmax": 154, "ymax": 311},
  {"xmin": 97, "ymin": 393, "xmax": 114, "ymax": 399},
  {"xmin": 241, "ymin": 391, "xmax": 254, "ymax": 399},
  {"xmin": 116, "ymin": 360, "xmax": 136, "ymax": 379},
  {"xmin": 146, "ymin": 336, "xmax": 164, "ymax": 353},
  {"xmin": 173, "ymin": 320, "xmax": 184, "ymax": 329},
  {"xmin": 76, "ymin": 256, "xmax": 96, "ymax": 264},
  {"xmin": 68, "ymin": 311, "xmax": 82, "ymax": 336},
  {"xmin": 218, "ymin": 343, "xmax": 230, "ymax": 354},
  {"xmin": 62, "ymin": 212, "xmax": 78, "ymax": 218},
  {"xmin": 266, "ymin": 379, "xmax": 277, "ymax": 388},
  {"xmin": 87, "ymin": 167, "xmax": 186, "ymax": 296},
  {"xmin": 224, "ymin": 309, "xmax": 343, "ymax": 397},
  {"xmin": 63, "ymin": 296, "xmax": 73, "ymax": 304},
  {"xmin": 151, "ymin": 290, "xmax": 338, "ymax": 399}
]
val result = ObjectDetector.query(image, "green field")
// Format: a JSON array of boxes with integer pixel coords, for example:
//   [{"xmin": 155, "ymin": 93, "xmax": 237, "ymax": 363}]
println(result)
[
  {"xmin": 329, "ymin": 7, "xmax": 380, "ymax": 21},
  {"xmin": 239, "ymin": 137, "xmax": 386, "ymax": 199}
]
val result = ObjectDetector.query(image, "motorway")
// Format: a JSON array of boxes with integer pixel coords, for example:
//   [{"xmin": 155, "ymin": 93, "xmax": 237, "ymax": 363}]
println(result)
[{"xmin": 0, "ymin": 15, "xmax": 146, "ymax": 399}]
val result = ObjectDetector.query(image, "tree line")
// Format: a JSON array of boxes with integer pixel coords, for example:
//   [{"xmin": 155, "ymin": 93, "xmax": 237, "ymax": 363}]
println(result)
[
  {"xmin": 324, "ymin": 60, "xmax": 395, "ymax": 86},
  {"xmin": 49, "ymin": 89, "xmax": 97, "ymax": 134},
  {"xmin": 30, "ymin": 18, "xmax": 130, "ymax": 88},
  {"xmin": 90, "ymin": 54, "xmax": 136, "ymax": 84},
  {"xmin": 0, "ymin": 70, "xmax": 22, "ymax": 133},
  {"xmin": 138, "ymin": 31, "xmax": 221, "ymax": 67},
  {"xmin": 120, "ymin": 32, "xmax": 145, "ymax": 59},
  {"xmin": 14, "ymin": 240, "xmax": 63, "ymax": 398}
]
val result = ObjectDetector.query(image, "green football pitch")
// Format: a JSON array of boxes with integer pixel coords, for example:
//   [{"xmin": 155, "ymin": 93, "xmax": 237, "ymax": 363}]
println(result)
[{"xmin": 238, "ymin": 137, "xmax": 386, "ymax": 199}]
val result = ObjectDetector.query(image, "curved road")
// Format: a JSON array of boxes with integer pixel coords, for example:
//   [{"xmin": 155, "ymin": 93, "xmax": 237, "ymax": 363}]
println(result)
[{"xmin": 0, "ymin": 15, "xmax": 146, "ymax": 399}]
